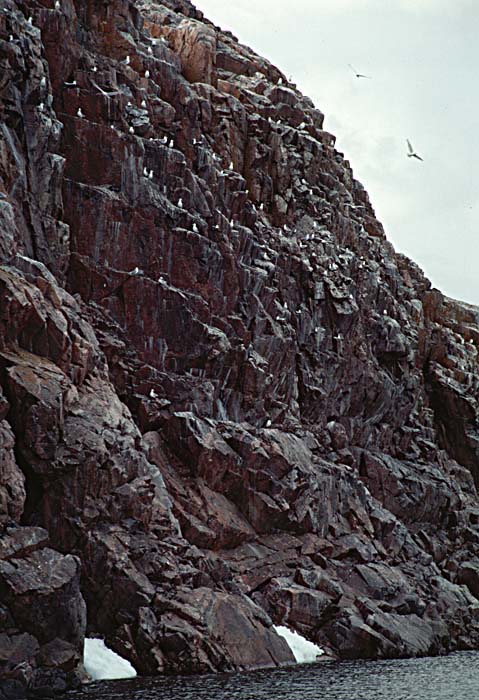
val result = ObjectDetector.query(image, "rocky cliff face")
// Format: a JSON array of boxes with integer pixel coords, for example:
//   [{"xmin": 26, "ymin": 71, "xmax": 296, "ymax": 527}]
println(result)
[{"xmin": 2, "ymin": 0, "xmax": 479, "ymax": 694}]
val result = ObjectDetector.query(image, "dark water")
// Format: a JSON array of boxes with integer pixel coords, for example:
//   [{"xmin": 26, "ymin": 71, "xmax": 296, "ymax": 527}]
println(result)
[{"xmin": 66, "ymin": 652, "xmax": 479, "ymax": 700}]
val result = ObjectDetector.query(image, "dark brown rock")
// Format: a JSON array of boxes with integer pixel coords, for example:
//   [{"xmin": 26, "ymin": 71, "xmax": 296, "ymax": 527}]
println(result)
[
  {"xmin": 2, "ymin": 0, "xmax": 479, "ymax": 686},
  {"xmin": 457, "ymin": 561, "xmax": 479, "ymax": 598},
  {"xmin": 0, "ymin": 420, "xmax": 25, "ymax": 524}
]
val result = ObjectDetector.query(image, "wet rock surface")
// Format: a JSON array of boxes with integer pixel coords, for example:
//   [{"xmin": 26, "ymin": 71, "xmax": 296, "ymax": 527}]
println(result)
[{"xmin": 1, "ymin": 0, "xmax": 479, "ymax": 692}]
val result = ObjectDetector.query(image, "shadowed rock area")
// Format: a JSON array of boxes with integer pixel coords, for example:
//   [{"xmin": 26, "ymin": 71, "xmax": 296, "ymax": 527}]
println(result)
[{"xmin": 1, "ymin": 0, "xmax": 479, "ymax": 694}]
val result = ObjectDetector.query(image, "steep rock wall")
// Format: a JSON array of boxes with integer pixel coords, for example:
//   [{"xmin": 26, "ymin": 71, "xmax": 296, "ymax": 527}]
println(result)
[{"xmin": 1, "ymin": 0, "xmax": 479, "ymax": 693}]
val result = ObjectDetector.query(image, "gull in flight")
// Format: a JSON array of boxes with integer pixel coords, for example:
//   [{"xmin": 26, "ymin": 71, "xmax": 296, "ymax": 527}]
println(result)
[
  {"xmin": 90, "ymin": 80, "xmax": 120, "ymax": 97},
  {"xmin": 406, "ymin": 139, "xmax": 423, "ymax": 161},
  {"xmin": 348, "ymin": 64, "xmax": 372, "ymax": 79}
]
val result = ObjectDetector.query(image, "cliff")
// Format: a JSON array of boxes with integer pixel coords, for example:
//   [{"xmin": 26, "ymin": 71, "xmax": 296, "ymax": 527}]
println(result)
[{"xmin": 2, "ymin": 0, "xmax": 479, "ymax": 694}]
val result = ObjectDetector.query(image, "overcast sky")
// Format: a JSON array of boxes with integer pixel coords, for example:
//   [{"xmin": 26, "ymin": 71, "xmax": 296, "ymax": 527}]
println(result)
[{"xmin": 196, "ymin": 0, "xmax": 479, "ymax": 305}]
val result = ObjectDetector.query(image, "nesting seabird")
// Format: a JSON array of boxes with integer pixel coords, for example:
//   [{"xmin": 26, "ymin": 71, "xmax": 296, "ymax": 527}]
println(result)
[
  {"xmin": 129, "ymin": 126, "xmax": 134, "ymax": 134},
  {"xmin": 145, "ymin": 69, "xmax": 150, "ymax": 78},
  {"xmin": 348, "ymin": 63, "xmax": 372, "ymax": 79},
  {"xmin": 76, "ymin": 107, "xmax": 84, "ymax": 117},
  {"xmin": 141, "ymin": 99, "xmax": 147, "ymax": 107},
  {"xmin": 148, "ymin": 170, "xmax": 153, "ymax": 179},
  {"xmin": 124, "ymin": 55, "xmax": 130, "ymax": 65},
  {"xmin": 40, "ymin": 76, "xmax": 46, "ymax": 88},
  {"xmin": 406, "ymin": 139, "xmax": 423, "ymax": 161}
]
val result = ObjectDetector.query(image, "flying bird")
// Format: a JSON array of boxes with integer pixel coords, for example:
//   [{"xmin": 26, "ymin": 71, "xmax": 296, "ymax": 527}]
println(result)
[
  {"xmin": 406, "ymin": 139, "xmax": 423, "ymax": 161},
  {"xmin": 90, "ymin": 80, "xmax": 119, "ymax": 97},
  {"xmin": 348, "ymin": 63, "xmax": 372, "ymax": 79}
]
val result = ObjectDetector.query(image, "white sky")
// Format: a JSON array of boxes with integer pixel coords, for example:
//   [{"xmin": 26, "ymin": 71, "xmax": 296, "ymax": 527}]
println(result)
[{"xmin": 196, "ymin": 0, "xmax": 479, "ymax": 305}]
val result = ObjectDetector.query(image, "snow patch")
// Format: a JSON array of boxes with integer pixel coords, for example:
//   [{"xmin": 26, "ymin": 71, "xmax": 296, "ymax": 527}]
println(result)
[
  {"xmin": 274, "ymin": 625, "xmax": 325, "ymax": 664},
  {"xmin": 83, "ymin": 638, "xmax": 137, "ymax": 680}
]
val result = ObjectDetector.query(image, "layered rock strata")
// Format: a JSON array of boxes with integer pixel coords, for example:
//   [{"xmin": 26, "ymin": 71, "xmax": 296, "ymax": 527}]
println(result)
[{"xmin": 1, "ymin": 0, "xmax": 479, "ymax": 693}]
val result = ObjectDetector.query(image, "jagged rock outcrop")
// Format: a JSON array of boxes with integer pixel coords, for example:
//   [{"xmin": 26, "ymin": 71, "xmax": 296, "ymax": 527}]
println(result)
[{"xmin": 2, "ymin": 0, "xmax": 479, "ymax": 694}]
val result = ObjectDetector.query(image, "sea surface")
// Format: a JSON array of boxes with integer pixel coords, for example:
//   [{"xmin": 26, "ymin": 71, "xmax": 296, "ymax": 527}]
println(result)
[{"xmin": 65, "ymin": 651, "xmax": 479, "ymax": 700}]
